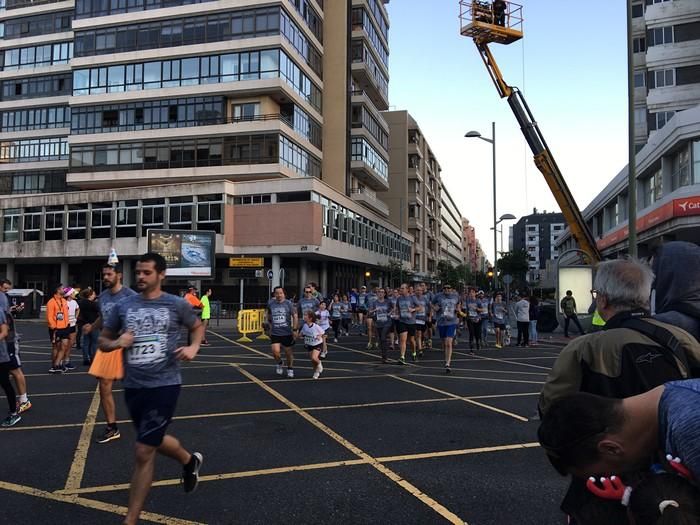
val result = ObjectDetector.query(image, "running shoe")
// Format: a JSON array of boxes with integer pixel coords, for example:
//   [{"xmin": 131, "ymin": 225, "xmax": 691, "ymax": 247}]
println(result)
[
  {"xmin": 0, "ymin": 413, "xmax": 21, "ymax": 427},
  {"xmin": 313, "ymin": 362, "xmax": 323, "ymax": 379},
  {"xmin": 468, "ymin": 350, "xmax": 475, "ymax": 356},
  {"xmin": 64, "ymin": 362, "xmax": 76, "ymax": 370},
  {"xmin": 48, "ymin": 366, "xmax": 63, "ymax": 374},
  {"xmin": 286, "ymin": 368, "xmax": 295, "ymax": 378},
  {"xmin": 182, "ymin": 452, "xmax": 203, "ymax": 493},
  {"xmin": 367, "ymin": 342, "xmax": 372, "ymax": 350},
  {"xmin": 398, "ymin": 356, "xmax": 406, "ymax": 365},
  {"xmin": 96, "ymin": 427, "xmax": 121, "ymax": 444},
  {"xmin": 418, "ymin": 350, "xmax": 424, "ymax": 358},
  {"xmin": 275, "ymin": 361, "xmax": 284, "ymax": 375},
  {"xmin": 411, "ymin": 352, "xmax": 417, "ymax": 362},
  {"xmin": 320, "ymin": 350, "xmax": 327, "ymax": 359},
  {"xmin": 445, "ymin": 365, "xmax": 451, "ymax": 374},
  {"xmin": 495, "ymin": 343, "xmax": 502, "ymax": 349},
  {"xmin": 201, "ymin": 341, "xmax": 211, "ymax": 347},
  {"xmin": 17, "ymin": 400, "xmax": 32, "ymax": 414}
]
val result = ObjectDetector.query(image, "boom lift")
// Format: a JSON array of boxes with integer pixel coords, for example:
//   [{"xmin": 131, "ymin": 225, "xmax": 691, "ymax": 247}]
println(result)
[{"xmin": 459, "ymin": 1, "xmax": 602, "ymax": 262}]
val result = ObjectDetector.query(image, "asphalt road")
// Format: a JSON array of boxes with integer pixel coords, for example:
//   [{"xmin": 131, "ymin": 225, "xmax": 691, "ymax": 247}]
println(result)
[{"xmin": 0, "ymin": 320, "xmax": 571, "ymax": 524}]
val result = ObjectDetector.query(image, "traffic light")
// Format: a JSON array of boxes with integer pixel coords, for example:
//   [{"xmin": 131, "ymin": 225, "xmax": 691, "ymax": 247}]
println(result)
[{"xmin": 487, "ymin": 267, "xmax": 494, "ymax": 278}]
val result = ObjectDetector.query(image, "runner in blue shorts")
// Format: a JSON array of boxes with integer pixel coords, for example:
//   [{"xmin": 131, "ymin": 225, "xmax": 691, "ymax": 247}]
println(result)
[{"xmin": 432, "ymin": 284, "xmax": 461, "ymax": 374}]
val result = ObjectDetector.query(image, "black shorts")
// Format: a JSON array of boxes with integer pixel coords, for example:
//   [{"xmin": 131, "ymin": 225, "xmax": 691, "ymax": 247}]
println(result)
[
  {"xmin": 358, "ymin": 307, "xmax": 367, "ymax": 314},
  {"xmin": 68, "ymin": 325, "xmax": 76, "ymax": 334},
  {"xmin": 425, "ymin": 319, "xmax": 433, "ymax": 329},
  {"xmin": 270, "ymin": 334, "xmax": 295, "ymax": 347},
  {"xmin": 415, "ymin": 323, "xmax": 427, "ymax": 333},
  {"xmin": 6, "ymin": 342, "xmax": 20, "ymax": 369},
  {"xmin": 305, "ymin": 344, "xmax": 323, "ymax": 353},
  {"xmin": 494, "ymin": 322, "xmax": 506, "ymax": 330},
  {"xmin": 397, "ymin": 322, "xmax": 416, "ymax": 336},
  {"xmin": 351, "ymin": 304, "xmax": 358, "ymax": 312},
  {"xmin": 125, "ymin": 384, "xmax": 180, "ymax": 447},
  {"xmin": 48, "ymin": 327, "xmax": 70, "ymax": 342}
]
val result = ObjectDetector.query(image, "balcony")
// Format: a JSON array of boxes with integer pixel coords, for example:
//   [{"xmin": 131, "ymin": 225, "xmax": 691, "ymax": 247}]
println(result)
[
  {"xmin": 646, "ymin": 40, "xmax": 700, "ymax": 70},
  {"xmin": 647, "ymin": 84, "xmax": 700, "ymax": 113},
  {"xmin": 351, "ymin": 42, "xmax": 389, "ymax": 110},
  {"xmin": 645, "ymin": 0, "xmax": 699, "ymax": 26},
  {"xmin": 349, "ymin": 187, "xmax": 389, "ymax": 217}
]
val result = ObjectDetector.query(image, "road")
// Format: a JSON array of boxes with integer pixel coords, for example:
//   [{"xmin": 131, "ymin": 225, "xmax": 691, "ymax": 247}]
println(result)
[{"xmin": 1, "ymin": 321, "xmax": 570, "ymax": 524}]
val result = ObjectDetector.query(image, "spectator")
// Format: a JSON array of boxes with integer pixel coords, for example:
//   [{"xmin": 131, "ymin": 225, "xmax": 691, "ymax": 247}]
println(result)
[
  {"xmin": 652, "ymin": 241, "xmax": 700, "ymax": 342},
  {"xmin": 538, "ymin": 378, "xmax": 700, "ymax": 481},
  {"xmin": 529, "ymin": 296, "xmax": 539, "ymax": 346},
  {"xmin": 77, "ymin": 287, "xmax": 99, "ymax": 365},
  {"xmin": 515, "ymin": 294, "xmax": 530, "ymax": 347},
  {"xmin": 201, "ymin": 288, "xmax": 212, "ymax": 346},
  {"xmin": 561, "ymin": 290, "xmax": 585, "ymax": 338},
  {"xmin": 492, "ymin": 0, "xmax": 506, "ymax": 26}
]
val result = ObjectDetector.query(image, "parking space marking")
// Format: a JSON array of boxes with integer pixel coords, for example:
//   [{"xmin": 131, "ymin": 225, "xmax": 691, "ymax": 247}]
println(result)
[
  {"xmin": 390, "ymin": 375, "xmax": 529, "ymax": 422},
  {"xmin": 208, "ymin": 330, "xmax": 270, "ymax": 358},
  {"xmin": 233, "ymin": 364, "xmax": 465, "ymax": 524},
  {"xmin": 0, "ymin": 480, "xmax": 202, "ymax": 525},
  {"xmin": 377, "ymin": 442, "xmax": 540, "ymax": 462},
  {"xmin": 410, "ymin": 373, "xmax": 545, "ymax": 385},
  {"xmin": 64, "ymin": 386, "xmax": 101, "ymax": 491},
  {"xmin": 469, "ymin": 354, "xmax": 553, "ymax": 371}
]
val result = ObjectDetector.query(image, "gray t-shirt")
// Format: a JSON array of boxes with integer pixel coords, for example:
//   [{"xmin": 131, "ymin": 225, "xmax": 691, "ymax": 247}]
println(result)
[
  {"xmin": 0, "ymin": 292, "xmax": 7, "ymax": 314},
  {"xmin": 492, "ymin": 302, "xmax": 507, "ymax": 323},
  {"xmin": 99, "ymin": 286, "xmax": 137, "ymax": 322},
  {"xmin": 298, "ymin": 297, "xmax": 320, "ymax": 322},
  {"xmin": 268, "ymin": 299, "xmax": 295, "ymax": 336},
  {"xmin": 414, "ymin": 295, "xmax": 429, "ymax": 324},
  {"xmin": 396, "ymin": 295, "xmax": 419, "ymax": 324},
  {"xmin": 0, "ymin": 309, "xmax": 8, "ymax": 363},
  {"xmin": 659, "ymin": 379, "xmax": 700, "ymax": 479},
  {"xmin": 105, "ymin": 292, "xmax": 197, "ymax": 389},
  {"xmin": 433, "ymin": 292, "xmax": 460, "ymax": 326}
]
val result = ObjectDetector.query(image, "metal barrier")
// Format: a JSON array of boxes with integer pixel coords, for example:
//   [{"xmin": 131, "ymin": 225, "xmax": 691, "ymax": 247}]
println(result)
[{"xmin": 236, "ymin": 309, "xmax": 270, "ymax": 342}]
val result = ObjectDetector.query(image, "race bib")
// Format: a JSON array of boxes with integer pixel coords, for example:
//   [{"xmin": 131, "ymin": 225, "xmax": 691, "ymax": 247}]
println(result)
[
  {"xmin": 128, "ymin": 334, "xmax": 167, "ymax": 366},
  {"xmin": 304, "ymin": 335, "xmax": 318, "ymax": 346},
  {"xmin": 273, "ymin": 313, "xmax": 288, "ymax": 326},
  {"xmin": 377, "ymin": 312, "xmax": 388, "ymax": 322},
  {"xmin": 56, "ymin": 312, "xmax": 64, "ymax": 321}
]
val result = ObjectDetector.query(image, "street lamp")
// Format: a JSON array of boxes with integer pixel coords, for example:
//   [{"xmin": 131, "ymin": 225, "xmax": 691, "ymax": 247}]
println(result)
[
  {"xmin": 465, "ymin": 122, "xmax": 497, "ymax": 286},
  {"xmin": 490, "ymin": 213, "xmax": 516, "ymax": 255}
]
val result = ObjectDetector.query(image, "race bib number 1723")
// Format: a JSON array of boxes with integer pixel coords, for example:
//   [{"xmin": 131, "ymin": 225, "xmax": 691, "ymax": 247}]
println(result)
[{"xmin": 128, "ymin": 334, "xmax": 167, "ymax": 366}]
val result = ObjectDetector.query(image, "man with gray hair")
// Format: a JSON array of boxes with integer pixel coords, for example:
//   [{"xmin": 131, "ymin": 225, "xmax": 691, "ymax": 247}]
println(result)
[{"xmin": 538, "ymin": 257, "xmax": 700, "ymax": 523}]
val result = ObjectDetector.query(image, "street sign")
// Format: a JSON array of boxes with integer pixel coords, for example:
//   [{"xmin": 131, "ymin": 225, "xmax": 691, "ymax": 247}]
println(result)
[
  {"xmin": 267, "ymin": 269, "xmax": 274, "ymax": 280},
  {"xmin": 229, "ymin": 257, "xmax": 264, "ymax": 268},
  {"xmin": 502, "ymin": 274, "xmax": 513, "ymax": 285},
  {"xmin": 229, "ymin": 269, "xmax": 258, "ymax": 279}
]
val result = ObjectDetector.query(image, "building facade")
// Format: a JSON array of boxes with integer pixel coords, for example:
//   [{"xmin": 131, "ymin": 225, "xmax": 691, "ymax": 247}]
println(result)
[
  {"xmin": 0, "ymin": 0, "xmax": 409, "ymax": 300},
  {"xmin": 632, "ymin": 0, "xmax": 700, "ymax": 148},
  {"xmin": 440, "ymin": 183, "xmax": 464, "ymax": 267},
  {"xmin": 557, "ymin": 105, "xmax": 700, "ymax": 258},
  {"xmin": 511, "ymin": 210, "xmax": 565, "ymax": 272}
]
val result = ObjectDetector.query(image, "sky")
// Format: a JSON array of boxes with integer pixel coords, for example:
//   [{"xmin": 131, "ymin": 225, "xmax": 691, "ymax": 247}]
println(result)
[{"xmin": 386, "ymin": 0, "xmax": 629, "ymax": 264}]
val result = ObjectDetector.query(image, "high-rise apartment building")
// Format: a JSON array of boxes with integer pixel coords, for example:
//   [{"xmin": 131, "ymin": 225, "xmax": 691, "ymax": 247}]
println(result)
[
  {"xmin": 440, "ymin": 183, "xmax": 464, "ymax": 267},
  {"xmin": 0, "ymin": 0, "xmax": 409, "ymax": 299},
  {"xmin": 632, "ymin": 0, "xmax": 700, "ymax": 148},
  {"xmin": 511, "ymin": 210, "xmax": 565, "ymax": 271}
]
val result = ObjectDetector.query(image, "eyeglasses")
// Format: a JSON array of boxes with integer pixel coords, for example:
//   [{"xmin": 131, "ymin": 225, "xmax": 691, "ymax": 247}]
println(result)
[{"xmin": 304, "ymin": 290, "xmax": 311, "ymax": 293}]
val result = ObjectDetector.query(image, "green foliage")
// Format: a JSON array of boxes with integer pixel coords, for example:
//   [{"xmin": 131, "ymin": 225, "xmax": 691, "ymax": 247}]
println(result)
[
  {"xmin": 436, "ymin": 261, "xmax": 472, "ymax": 288},
  {"xmin": 496, "ymin": 249, "xmax": 529, "ymax": 280}
]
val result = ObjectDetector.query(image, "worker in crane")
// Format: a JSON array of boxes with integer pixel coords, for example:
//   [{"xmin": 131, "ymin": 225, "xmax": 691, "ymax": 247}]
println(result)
[{"xmin": 492, "ymin": 0, "xmax": 506, "ymax": 26}]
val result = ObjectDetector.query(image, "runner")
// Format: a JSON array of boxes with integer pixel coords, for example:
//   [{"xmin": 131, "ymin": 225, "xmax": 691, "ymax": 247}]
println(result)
[
  {"xmin": 394, "ymin": 283, "xmax": 422, "ymax": 364},
  {"xmin": 389, "ymin": 288, "xmax": 400, "ymax": 350},
  {"xmin": 89, "ymin": 263, "xmax": 137, "ymax": 444},
  {"xmin": 64, "ymin": 287, "xmax": 80, "ymax": 369},
  {"xmin": 340, "ymin": 294, "xmax": 351, "ymax": 336},
  {"xmin": 423, "ymin": 284, "xmax": 434, "ymax": 349},
  {"xmin": 413, "ymin": 286, "xmax": 430, "ymax": 358},
  {"xmin": 200, "ymin": 288, "xmax": 212, "ymax": 346},
  {"xmin": 477, "ymin": 290, "xmax": 490, "ymax": 347},
  {"xmin": 432, "ymin": 283, "xmax": 461, "ymax": 373},
  {"xmin": 299, "ymin": 311, "xmax": 324, "ymax": 379},
  {"xmin": 267, "ymin": 286, "xmax": 298, "ymax": 378},
  {"xmin": 349, "ymin": 287, "xmax": 358, "ymax": 327},
  {"xmin": 0, "ymin": 305, "xmax": 20, "ymax": 427},
  {"xmin": 1, "ymin": 279, "xmax": 31, "ymax": 414},
  {"xmin": 491, "ymin": 293, "xmax": 507, "ymax": 348},
  {"xmin": 357, "ymin": 286, "xmax": 368, "ymax": 334},
  {"xmin": 464, "ymin": 288, "xmax": 482, "ymax": 354},
  {"xmin": 365, "ymin": 286, "xmax": 378, "ymax": 350},
  {"xmin": 46, "ymin": 285, "xmax": 70, "ymax": 373},
  {"xmin": 315, "ymin": 301, "xmax": 331, "ymax": 358},
  {"xmin": 369, "ymin": 288, "xmax": 392, "ymax": 363},
  {"xmin": 99, "ymin": 252, "xmax": 204, "ymax": 525},
  {"xmin": 329, "ymin": 294, "xmax": 343, "ymax": 343},
  {"xmin": 298, "ymin": 287, "xmax": 320, "ymax": 334}
]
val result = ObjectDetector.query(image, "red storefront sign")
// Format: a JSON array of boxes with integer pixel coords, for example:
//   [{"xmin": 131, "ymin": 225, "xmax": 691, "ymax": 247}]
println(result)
[{"xmin": 597, "ymin": 194, "xmax": 700, "ymax": 250}]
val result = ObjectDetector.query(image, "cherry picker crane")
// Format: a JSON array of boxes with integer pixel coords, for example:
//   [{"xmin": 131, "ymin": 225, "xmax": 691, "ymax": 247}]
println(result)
[{"xmin": 459, "ymin": 1, "xmax": 602, "ymax": 262}]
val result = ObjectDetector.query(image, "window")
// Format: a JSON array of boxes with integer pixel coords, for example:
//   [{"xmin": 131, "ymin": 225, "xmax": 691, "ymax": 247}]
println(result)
[
  {"xmin": 2, "ymin": 208, "xmax": 20, "ymax": 241},
  {"xmin": 23, "ymin": 207, "xmax": 42, "ymax": 241},
  {"xmin": 197, "ymin": 194, "xmax": 222, "ymax": 233},
  {"xmin": 91, "ymin": 203, "xmax": 112, "ymax": 238},
  {"xmin": 141, "ymin": 198, "xmax": 164, "ymax": 235},
  {"xmin": 671, "ymin": 146, "xmax": 690, "ymax": 190},
  {"xmin": 75, "ymin": 0, "xmax": 216, "ymax": 19},
  {"xmin": 650, "ymin": 111, "xmax": 675, "ymax": 131},
  {"xmin": 2, "ymin": 42, "xmax": 72, "ymax": 70},
  {"xmin": 647, "ymin": 26, "xmax": 673, "ymax": 47},
  {"xmin": 694, "ymin": 140, "xmax": 700, "ymax": 185},
  {"xmin": 634, "ymin": 72, "xmax": 645, "ymax": 88},
  {"xmin": 0, "ymin": 137, "xmax": 68, "ymax": 163},
  {"xmin": 44, "ymin": 206, "xmax": 64, "ymax": 241},
  {"xmin": 676, "ymin": 64, "xmax": 700, "ymax": 87},
  {"xmin": 232, "ymin": 102, "xmax": 259, "ymax": 120},
  {"xmin": 3, "ymin": 12, "xmax": 72, "ymax": 40},
  {"xmin": 633, "ymin": 37, "xmax": 646, "ymax": 54},
  {"xmin": 631, "ymin": 3, "xmax": 643, "ymax": 18},
  {"xmin": 67, "ymin": 205, "xmax": 87, "ymax": 239},
  {"xmin": 634, "ymin": 107, "xmax": 646, "ymax": 126},
  {"xmin": 651, "ymin": 69, "xmax": 674, "ymax": 89},
  {"xmin": 169, "ymin": 197, "xmax": 193, "ymax": 227},
  {"xmin": 102, "ymin": 110, "xmax": 119, "ymax": 127},
  {"xmin": 350, "ymin": 137, "xmax": 388, "ymax": 182},
  {"xmin": 1, "ymin": 106, "xmax": 70, "ymax": 132}
]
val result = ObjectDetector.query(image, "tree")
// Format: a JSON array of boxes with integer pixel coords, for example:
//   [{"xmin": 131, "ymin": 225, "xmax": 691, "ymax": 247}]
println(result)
[
  {"xmin": 437, "ymin": 261, "xmax": 472, "ymax": 289},
  {"xmin": 496, "ymin": 250, "xmax": 529, "ymax": 280},
  {"xmin": 377, "ymin": 259, "xmax": 415, "ymax": 288}
]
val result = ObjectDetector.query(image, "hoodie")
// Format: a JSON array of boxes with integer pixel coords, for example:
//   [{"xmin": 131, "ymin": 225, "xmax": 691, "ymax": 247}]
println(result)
[{"xmin": 653, "ymin": 241, "xmax": 700, "ymax": 342}]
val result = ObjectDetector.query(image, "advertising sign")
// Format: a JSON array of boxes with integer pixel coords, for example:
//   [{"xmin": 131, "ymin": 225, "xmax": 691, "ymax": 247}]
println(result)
[
  {"xmin": 148, "ymin": 229, "xmax": 215, "ymax": 278},
  {"xmin": 228, "ymin": 257, "xmax": 264, "ymax": 267},
  {"xmin": 557, "ymin": 266, "xmax": 594, "ymax": 315}
]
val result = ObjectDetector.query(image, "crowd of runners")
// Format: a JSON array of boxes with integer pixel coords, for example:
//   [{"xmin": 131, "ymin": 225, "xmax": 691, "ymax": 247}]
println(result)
[{"xmin": 265, "ymin": 281, "xmax": 537, "ymax": 379}]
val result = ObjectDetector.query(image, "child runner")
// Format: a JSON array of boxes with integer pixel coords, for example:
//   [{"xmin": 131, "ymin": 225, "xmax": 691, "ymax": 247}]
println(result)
[
  {"xmin": 329, "ymin": 294, "xmax": 343, "ymax": 343},
  {"xmin": 299, "ymin": 312, "xmax": 325, "ymax": 379},
  {"xmin": 315, "ymin": 301, "xmax": 331, "ymax": 359},
  {"xmin": 340, "ymin": 294, "xmax": 351, "ymax": 336}
]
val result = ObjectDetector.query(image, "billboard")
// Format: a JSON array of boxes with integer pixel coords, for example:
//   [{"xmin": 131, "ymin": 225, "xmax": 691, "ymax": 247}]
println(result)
[
  {"xmin": 147, "ymin": 229, "xmax": 215, "ymax": 278},
  {"xmin": 557, "ymin": 266, "xmax": 594, "ymax": 315}
]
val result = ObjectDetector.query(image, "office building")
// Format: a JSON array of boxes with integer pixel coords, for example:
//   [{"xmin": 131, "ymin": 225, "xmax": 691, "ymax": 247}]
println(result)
[
  {"xmin": 440, "ymin": 182, "xmax": 464, "ymax": 267},
  {"xmin": 0, "ymin": 0, "xmax": 412, "ymax": 299},
  {"xmin": 511, "ymin": 210, "xmax": 565, "ymax": 271},
  {"xmin": 632, "ymin": 0, "xmax": 700, "ymax": 149}
]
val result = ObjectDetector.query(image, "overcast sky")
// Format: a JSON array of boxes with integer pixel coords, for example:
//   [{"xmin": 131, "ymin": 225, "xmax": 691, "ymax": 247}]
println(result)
[{"xmin": 387, "ymin": 0, "xmax": 628, "ymax": 263}]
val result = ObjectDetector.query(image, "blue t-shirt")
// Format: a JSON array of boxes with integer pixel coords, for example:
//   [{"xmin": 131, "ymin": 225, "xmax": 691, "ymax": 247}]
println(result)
[
  {"xmin": 298, "ymin": 297, "xmax": 320, "ymax": 322},
  {"xmin": 372, "ymin": 299, "xmax": 391, "ymax": 327},
  {"xmin": 0, "ymin": 309, "xmax": 8, "ymax": 363},
  {"xmin": 414, "ymin": 295, "xmax": 429, "ymax": 324},
  {"xmin": 99, "ymin": 286, "xmax": 137, "ymax": 322},
  {"xmin": 105, "ymin": 292, "xmax": 198, "ymax": 389},
  {"xmin": 267, "ymin": 299, "xmax": 295, "ymax": 336},
  {"xmin": 340, "ymin": 301, "xmax": 351, "ymax": 319},
  {"xmin": 658, "ymin": 379, "xmax": 700, "ymax": 480},
  {"xmin": 396, "ymin": 295, "xmax": 419, "ymax": 324},
  {"xmin": 465, "ymin": 299, "xmax": 481, "ymax": 322},
  {"xmin": 433, "ymin": 292, "xmax": 460, "ymax": 326},
  {"xmin": 329, "ymin": 301, "xmax": 343, "ymax": 319}
]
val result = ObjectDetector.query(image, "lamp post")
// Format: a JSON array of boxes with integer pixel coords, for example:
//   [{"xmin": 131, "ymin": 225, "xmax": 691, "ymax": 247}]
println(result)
[
  {"xmin": 465, "ymin": 123, "xmax": 497, "ymax": 286},
  {"xmin": 490, "ymin": 213, "xmax": 516, "ymax": 259}
]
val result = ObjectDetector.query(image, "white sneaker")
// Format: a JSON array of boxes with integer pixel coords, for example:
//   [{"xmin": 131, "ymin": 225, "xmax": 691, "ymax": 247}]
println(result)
[
  {"xmin": 275, "ymin": 362, "xmax": 284, "ymax": 375},
  {"xmin": 333, "ymin": 338, "xmax": 338, "ymax": 343},
  {"xmin": 320, "ymin": 350, "xmax": 327, "ymax": 359},
  {"xmin": 313, "ymin": 362, "xmax": 323, "ymax": 379},
  {"xmin": 286, "ymin": 368, "xmax": 294, "ymax": 379}
]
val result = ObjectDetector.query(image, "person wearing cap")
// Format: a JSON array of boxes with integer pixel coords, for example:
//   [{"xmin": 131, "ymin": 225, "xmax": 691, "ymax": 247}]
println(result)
[
  {"xmin": 47, "ymin": 284, "xmax": 70, "ymax": 373},
  {"xmin": 64, "ymin": 287, "xmax": 80, "ymax": 370}
]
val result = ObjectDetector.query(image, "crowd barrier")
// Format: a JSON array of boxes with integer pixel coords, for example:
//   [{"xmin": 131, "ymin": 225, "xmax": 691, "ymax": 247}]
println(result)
[{"xmin": 236, "ymin": 309, "xmax": 269, "ymax": 342}]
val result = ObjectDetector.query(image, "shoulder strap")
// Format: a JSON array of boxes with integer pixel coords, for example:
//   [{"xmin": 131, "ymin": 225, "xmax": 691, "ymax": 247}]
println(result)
[{"xmin": 618, "ymin": 317, "xmax": 691, "ymax": 372}]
